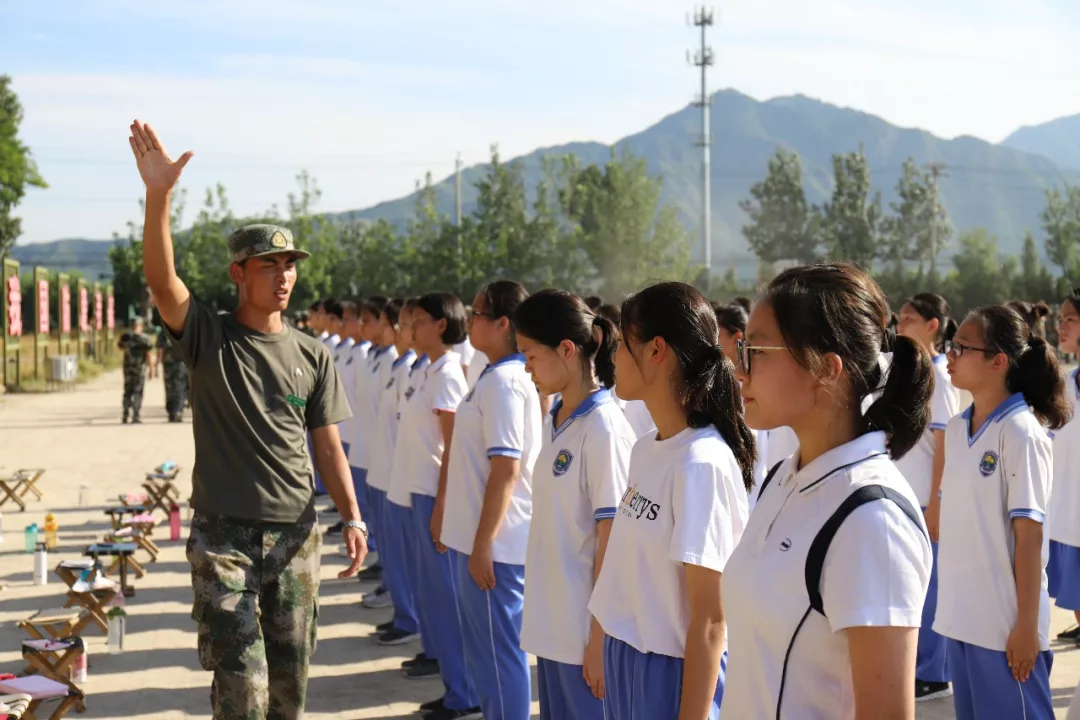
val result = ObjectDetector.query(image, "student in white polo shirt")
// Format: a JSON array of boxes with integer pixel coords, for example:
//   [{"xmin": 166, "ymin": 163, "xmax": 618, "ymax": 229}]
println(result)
[
  {"xmin": 404, "ymin": 292, "xmax": 480, "ymax": 720},
  {"xmin": 513, "ymin": 290, "xmax": 635, "ymax": 719},
  {"xmin": 588, "ymin": 282, "xmax": 756, "ymax": 720},
  {"xmin": 721, "ymin": 263, "xmax": 933, "ymax": 720},
  {"xmin": 935, "ymin": 304, "xmax": 1068, "ymax": 720},
  {"xmin": 1050, "ymin": 292, "xmax": 1080, "ymax": 644},
  {"xmin": 437, "ymin": 281, "xmax": 539, "ymax": 720},
  {"xmin": 595, "ymin": 303, "xmax": 655, "ymax": 440},
  {"xmin": 896, "ymin": 291, "xmax": 961, "ymax": 701}
]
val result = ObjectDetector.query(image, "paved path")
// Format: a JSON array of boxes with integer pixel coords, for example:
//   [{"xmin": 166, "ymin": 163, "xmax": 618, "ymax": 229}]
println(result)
[{"xmin": 0, "ymin": 370, "xmax": 1077, "ymax": 719}]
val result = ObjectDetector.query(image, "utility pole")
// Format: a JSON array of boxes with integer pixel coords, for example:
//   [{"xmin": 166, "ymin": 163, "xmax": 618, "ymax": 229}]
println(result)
[
  {"xmin": 689, "ymin": 7, "xmax": 715, "ymax": 279},
  {"xmin": 925, "ymin": 161, "xmax": 947, "ymax": 286}
]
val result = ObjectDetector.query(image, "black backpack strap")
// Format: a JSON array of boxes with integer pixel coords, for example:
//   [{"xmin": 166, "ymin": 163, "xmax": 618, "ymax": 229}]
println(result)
[
  {"xmin": 804, "ymin": 484, "xmax": 925, "ymax": 616},
  {"xmin": 757, "ymin": 460, "xmax": 784, "ymax": 499}
]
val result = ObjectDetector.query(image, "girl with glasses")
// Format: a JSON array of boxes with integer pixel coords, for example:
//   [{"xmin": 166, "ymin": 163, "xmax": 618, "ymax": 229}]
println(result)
[
  {"xmin": 588, "ymin": 282, "xmax": 754, "ymax": 720},
  {"xmin": 895, "ymin": 292, "xmax": 962, "ymax": 702},
  {"xmin": 722, "ymin": 263, "xmax": 934, "ymax": 719},
  {"xmin": 514, "ymin": 290, "xmax": 636, "ymax": 720},
  {"xmin": 935, "ymin": 304, "xmax": 1069, "ymax": 720}
]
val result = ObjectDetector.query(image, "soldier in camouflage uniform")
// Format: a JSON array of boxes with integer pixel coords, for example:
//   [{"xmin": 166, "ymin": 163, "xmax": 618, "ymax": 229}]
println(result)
[
  {"xmin": 118, "ymin": 317, "xmax": 153, "ymax": 424},
  {"xmin": 157, "ymin": 328, "xmax": 188, "ymax": 422}
]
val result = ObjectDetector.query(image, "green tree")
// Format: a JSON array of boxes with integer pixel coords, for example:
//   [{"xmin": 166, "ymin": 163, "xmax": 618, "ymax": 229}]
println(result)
[
  {"xmin": 943, "ymin": 228, "xmax": 1018, "ymax": 314},
  {"xmin": 879, "ymin": 159, "xmax": 951, "ymax": 283},
  {"xmin": 818, "ymin": 149, "xmax": 882, "ymax": 271},
  {"xmin": 175, "ymin": 183, "xmax": 235, "ymax": 310},
  {"xmin": 524, "ymin": 156, "xmax": 592, "ymax": 293},
  {"xmin": 109, "ymin": 189, "xmax": 187, "ymax": 320},
  {"xmin": 738, "ymin": 149, "xmax": 818, "ymax": 265},
  {"xmin": 1016, "ymin": 230, "xmax": 1056, "ymax": 304},
  {"xmin": 0, "ymin": 75, "xmax": 48, "ymax": 259},
  {"xmin": 1041, "ymin": 183, "xmax": 1080, "ymax": 283}
]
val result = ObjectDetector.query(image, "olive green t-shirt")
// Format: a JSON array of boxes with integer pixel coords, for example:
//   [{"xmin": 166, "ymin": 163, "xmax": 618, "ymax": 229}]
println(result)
[{"xmin": 170, "ymin": 298, "xmax": 351, "ymax": 523}]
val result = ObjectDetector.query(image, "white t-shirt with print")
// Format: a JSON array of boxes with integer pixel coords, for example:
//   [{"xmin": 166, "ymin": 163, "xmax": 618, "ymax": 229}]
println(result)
[
  {"xmin": 440, "ymin": 354, "xmax": 541, "ymax": 564},
  {"xmin": 520, "ymin": 389, "xmax": 635, "ymax": 665},
  {"xmin": 588, "ymin": 425, "xmax": 749, "ymax": 658}
]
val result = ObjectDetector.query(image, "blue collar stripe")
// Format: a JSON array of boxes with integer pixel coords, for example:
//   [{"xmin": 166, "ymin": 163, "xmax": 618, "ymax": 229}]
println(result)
[
  {"xmin": 551, "ymin": 389, "xmax": 612, "ymax": 441},
  {"xmin": 392, "ymin": 351, "xmax": 416, "ymax": 370},
  {"xmin": 962, "ymin": 392, "xmax": 1027, "ymax": 446}
]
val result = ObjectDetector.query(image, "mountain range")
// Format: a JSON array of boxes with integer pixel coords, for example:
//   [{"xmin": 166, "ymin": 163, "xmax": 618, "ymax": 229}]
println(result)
[{"xmin": 12, "ymin": 89, "xmax": 1080, "ymax": 278}]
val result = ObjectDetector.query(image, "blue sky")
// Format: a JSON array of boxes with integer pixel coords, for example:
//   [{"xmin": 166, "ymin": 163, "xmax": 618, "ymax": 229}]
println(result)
[{"xmin": 4, "ymin": 0, "xmax": 1078, "ymax": 244}]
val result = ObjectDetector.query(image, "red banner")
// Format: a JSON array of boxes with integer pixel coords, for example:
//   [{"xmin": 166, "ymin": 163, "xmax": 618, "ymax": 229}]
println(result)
[
  {"xmin": 79, "ymin": 286, "xmax": 89, "ymax": 332},
  {"xmin": 5, "ymin": 274, "xmax": 21, "ymax": 337},
  {"xmin": 37, "ymin": 278, "xmax": 49, "ymax": 335},
  {"xmin": 61, "ymin": 284, "xmax": 72, "ymax": 334},
  {"xmin": 94, "ymin": 291, "xmax": 103, "ymax": 331},
  {"xmin": 107, "ymin": 293, "xmax": 115, "ymax": 330}
]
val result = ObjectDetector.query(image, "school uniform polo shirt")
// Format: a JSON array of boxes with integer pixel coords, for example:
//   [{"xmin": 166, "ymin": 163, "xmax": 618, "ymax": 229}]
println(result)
[
  {"xmin": 366, "ymin": 349, "xmax": 414, "ymax": 493},
  {"xmin": 440, "ymin": 353, "xmax": 541, "ymax": 564},
  {"xmin": 343, "ymin": 342, "xmax": 372, "ymax": 467},
  {"xmin": 520, "ymin": 389, "xmax": 636, "ymax": 665},
  {"xmin": 404, "ymin": 352, "xmax": 468, "ymax": 498},
  {"xmin": 588, "ymin": 424, "xmax": 749, "ymax": 658},
  {"xmin": 934, "ymin": 393, "xmax": 1053, "ymax": 652},
  {"xmin": 1050, "ymin": 370, "xmax": 1080, "ymax": 548},
  {"xmin": 895, "ymin": 355, "xmax": 961, "ymax": 506},
  {"xmin": 386, "ymin": 354, "xmax": 431, "ymax": 508},
  {"xmin": 720, "ymin": 431, "xmax": 931, "ymax": 719}
]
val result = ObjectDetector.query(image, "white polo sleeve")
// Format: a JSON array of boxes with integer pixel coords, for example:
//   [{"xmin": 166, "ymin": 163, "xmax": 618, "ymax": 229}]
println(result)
[
  {"xmin": 430, "ymin": 366, "xmax": 466, "ymax": 415},
  {"xmin": 584, "ymin": 415, "xmax": 634, "ymax": 522},
  {"xmin": 929, "ymin": 381, "xmax": 958, "ymax": 432},
  {"xmin": 1003, "ymin": 418, "xmax": 1052, "ymax": 524},
  {"xmin": 669, "ymin": 461, "xmax": 738, "ymax": 572},
  {"xmin": 819, "ymin": 501, "xmax": 931, "ymax": 631},
  {"xmin": 483, "ymin": 376, "xmax": 527, "ymax": 460}
]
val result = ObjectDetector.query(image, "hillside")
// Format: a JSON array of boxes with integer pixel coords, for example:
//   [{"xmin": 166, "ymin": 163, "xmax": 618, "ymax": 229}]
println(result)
[
  {"xmin": 9, "ymin": 238, "xmax": 119, "ymax": 279},
  {"xmin": 1002, "ymin": 114, "xmax": 1080, "ymax": 172},
  {"xmin": 340, "ymin": 89, "xmax": 1080, "ymax": 270}
]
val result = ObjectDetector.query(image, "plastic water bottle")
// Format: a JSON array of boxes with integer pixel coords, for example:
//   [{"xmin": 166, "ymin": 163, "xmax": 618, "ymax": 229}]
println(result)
[
  {"xmin": 24, "ymin": 523, "xmax": 38, "ymax": 553},
  {"xmin": 79, "ymin": 484, "xmax": 90, "ymax": 507},
  {"xmin": 72, "ymin": 647, "xmax": 88, "ymax": 683},
  {"xmin": 34, "ymin": 542, "xmax": 48, "ymax": 585},
  {"xmin": 0, "ymin": 511, "xmax": 5, "ymax": 545},
  {"xmin": 169, "ymin": 502, "xmax": 181, "ymax": 542},
  {"xmin": 107, "ymin": 606, "xmax": 127, "ymax": 653}
]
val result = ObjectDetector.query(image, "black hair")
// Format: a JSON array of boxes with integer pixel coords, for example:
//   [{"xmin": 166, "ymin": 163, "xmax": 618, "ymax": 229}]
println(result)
[
  {"xmin": 596, "ymin": 303, "xmax": 621, "ymax": 328},
  {"xmin": 416, "ymin": 292, "xmax": 468, "ymax": 346},
  {"xmin": 716, "ymin": 302, "xmax": 749, "ymax": 337},
  {"xmin": 323, "ymin": 299, "xmax": 344, "ymax": 321},
  {"xmin": 362, "ymin": 296, "xmax": 390, "ymax": 319},
  {"xmin": 905, "ymin": 292, "xmax": 957, "ymax": 353},
  {"xmin": 763, "ymin": 263, "xmax": 933, "ymax": 460},
  {"xmin": 1006, "ymin": 300, "xmax": 1051, "ymax": 333},
  {"xmin": 584, "ymin": 296, "xmax": 604, "ymax": 312},
  {"xmin": 513, "ymin": 289, "xmax": 618, "ymax": 389},
  {"xmin": 480, "ymin": 280, "xmax": 529, "ymax": 351},
  {"xmin": 967, "ymin": 305, "xmax": 1070, "ymax": 430},
  {"xmin": 308, "ymin": 301, "xmax": 323, "ymax": 312},
  {"xmin": 402, "ymin": 296, "xmax": 420, "ymax": 312},
  {"xmin": 339, "ymin": 300, "xmax": 357, "ymax": 318},
  {"xmin": 621, "ymin": 282, "xmax": 756, "ymax": 490},
  {"xmin": 732, "ymin": 297, "xmax": 751, "ymax": 313},
  {"xmin": 382, "ymin": 298, "xmax": 405, "ymax": 327}
]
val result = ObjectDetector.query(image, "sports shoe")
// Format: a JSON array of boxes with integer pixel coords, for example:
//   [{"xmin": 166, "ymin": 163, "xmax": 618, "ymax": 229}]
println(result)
[
  {"xmin": 404, "ymin": 656, "xmax": 441, "ymax": 679},
  {"xmin": 915, "ymin": 680, "xmax": 952, "ymax": 702},
  {"xmin": 376, "ymin": 620, "xmax": 395, "ymax": 633},
  {"xmin": 427, "ymin": 705, "xmax": 482, "ymax": 720},
  {"xmin": 419, "ymin": 695, "xmax": 445, "ymax": 713},
  {"xmin": 1058, "ymin": 624, "xmax": 1080, "ymax": 640},
  {"xmin": 362, "ymin": 587, "xmax": 393, "ymax": 609},
  {"xmin": 377, "ymin": 627, "xmax": 419, "ymax": 646},
  {"xmin": 357, "ymin": 563, "xmax": 383, "ymax": 582},
  {"xmin": 402, "ymin": 652, "xmax": 428, "ymax": 669}
]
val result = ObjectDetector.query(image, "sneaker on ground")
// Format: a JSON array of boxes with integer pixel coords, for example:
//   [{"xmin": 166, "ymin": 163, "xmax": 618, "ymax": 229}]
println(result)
[
  {"xmin": 404, "ymin": 657, "xmax": 441, "ymax": 679},
  {"xmin": 377, "ymin": 620, "xmax": 395, "ymax": 634},
  {"xmin": 377, "ymin": 627, "xmax": 419, "ymax": 646},
  {"xmin": 324, "ymin": 521, "xmax": 344, "ymax": 536},
  {"xmin": 427, "ymin": 706, "xmax": 482, "ymax": 720},
  {"xmin": 402, "ymin": 652, "xmax": 428, "ymax": 669},
  {"xmin": 1058, "ymin": 624, "xmax": 1080, "ymax": 640},
  {"xmin": 419, "ymin": 695, "xmax": 445, "ymax": 713},
  {"xmin": 915, "ymin": 680, "xmax": 952, "ymax": 702},
  {"xmin": 362, "ymin": 589, "xmax": 393, "ymax": 609},
  {"xmin": 357, "ymin": 563, "xmax": 383, "ymax": 582}
]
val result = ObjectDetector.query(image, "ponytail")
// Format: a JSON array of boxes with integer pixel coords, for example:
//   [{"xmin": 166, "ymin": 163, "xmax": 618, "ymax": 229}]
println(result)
[
  {"xmin": 862, "ymin": 334, "xmax": 934, "ymax": 459},
  {"xmin": 1010, "ymin": 336, "xmax": 1070, "ymax": 430},
  {"xmin": 591, "ymin": 314, "xmax": 618, "ymax": 389},
  {"xmin": 942, "ymin": 317, "xmax": 958, "ymax": 346},
  {"xmin": 621, "ymin": 283, "xmax": 757, "ymax": 491},
  {"xmin": 683, "ymin": 346, "xmax": 756, "ymax": 491}
]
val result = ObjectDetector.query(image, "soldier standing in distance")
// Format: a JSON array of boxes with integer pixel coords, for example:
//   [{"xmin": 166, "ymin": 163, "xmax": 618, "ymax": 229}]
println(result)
[
  {"xmin": 117, "ymin": 317, "xmax": 153, "ymax": 424},
  {"xmin": 127, "ymin": 119, "xmax": 368, "ymax": 720},
  {"xmin": 156, "ymin": 327, "xmax": 188, "ymax": 422}
]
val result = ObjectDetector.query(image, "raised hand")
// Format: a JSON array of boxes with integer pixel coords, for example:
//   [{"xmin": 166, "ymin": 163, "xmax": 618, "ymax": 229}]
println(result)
[{"xmin": 128, "ymin": 120, "xmax": 193, "ymax": 194}]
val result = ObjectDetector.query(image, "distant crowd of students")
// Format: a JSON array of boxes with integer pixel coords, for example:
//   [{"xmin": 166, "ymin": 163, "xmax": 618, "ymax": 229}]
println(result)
[{"xmin": 297, "ymin": 265, "xmax": 1080, "ymax": 720}]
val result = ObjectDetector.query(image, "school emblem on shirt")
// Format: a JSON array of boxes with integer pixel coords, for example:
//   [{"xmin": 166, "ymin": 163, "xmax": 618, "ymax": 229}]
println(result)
[
  {"xmin": 979, "ymin": 450, "xmax": 999, "ymax": 477},
  {"xmin": 553, "ymin": 449, "xmax": 573, "ymax": 476}
]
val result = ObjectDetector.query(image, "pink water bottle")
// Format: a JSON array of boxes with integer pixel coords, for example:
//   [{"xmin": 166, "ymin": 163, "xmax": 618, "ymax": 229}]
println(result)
[{"xmin": 169, "ymin": 502, "xmax": 181, "ymax": 542}]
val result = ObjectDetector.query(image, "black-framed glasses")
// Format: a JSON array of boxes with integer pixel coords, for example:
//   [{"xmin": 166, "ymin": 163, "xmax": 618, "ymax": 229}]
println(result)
[
  {"xmin": 943, "ymin": 339, "xmax": 993, "ymax": 357},
  {"xmin": 735, "ymin": 339, "xmax": 786, "ymax": 375}
]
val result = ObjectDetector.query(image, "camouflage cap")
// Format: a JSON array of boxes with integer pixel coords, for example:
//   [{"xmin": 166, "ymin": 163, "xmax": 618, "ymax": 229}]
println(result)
[{"xmin": 227, "ymin": 224, "xmax": 311, "ymax": 265}]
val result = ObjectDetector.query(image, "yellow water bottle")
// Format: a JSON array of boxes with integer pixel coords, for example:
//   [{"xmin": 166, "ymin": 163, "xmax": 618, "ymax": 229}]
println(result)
[{"xmin": 44, "ymin": 513, "xmax": 58, "ymax": 550}]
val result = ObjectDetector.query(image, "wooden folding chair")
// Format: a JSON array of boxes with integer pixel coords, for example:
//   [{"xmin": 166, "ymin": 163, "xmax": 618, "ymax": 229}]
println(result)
[
  {"xmin": 84, "ymin": 543, "xmax": 139, "ymax": 597},
  {"xmin": 0, "ymin": 676, "xmax": 84, "ymax": 720},
  {"xmin": 102, "ymin": 506, "xmax": 145, "ymax": 531},
  {"xmin": 0, "ymin": 692, "xmax": 32, "ymax": 719},
  {"xmin": 141, "ymin": 472, "xmax": 180, "ymax": 516},
  {"xmin": 12, "ymin": 469, "xmax": 46, "ymax": 502},
  {"xmin": 104, "ymin": 527, "xmax": 157, "ymax": 565},
  {"xmin": 0, "ymin": 476, "xmax": 29, "ymax": 512},
  {"xmin": 117, "ymin": 492, "xmax": 149, "ymax": 508},
  {"xmin": 16, "ymin": 610, "xmax": 84, "ymax": 642},
  {"xmin": 21, "ymin": 638, "xmax": 84, "ymax": 686}
]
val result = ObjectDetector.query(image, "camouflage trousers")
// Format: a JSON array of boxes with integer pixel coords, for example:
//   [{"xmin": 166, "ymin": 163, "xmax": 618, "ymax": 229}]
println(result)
[
  {"xmin": 122, "ymin": 367, "xmax": 146, "ymax": 419},
  {"xmin": 187, "ymin": 515, "xmax": 321, "ymax": 720},
  {"xmin": 163, "ymin": 361, "xmax": 188, "ymax": 418}
]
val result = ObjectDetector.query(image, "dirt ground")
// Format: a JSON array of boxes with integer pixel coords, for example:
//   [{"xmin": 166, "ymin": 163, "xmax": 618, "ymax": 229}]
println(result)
[{"xmin": 0, "ymin": 369, "xmax": 1077, "ymax": 719}]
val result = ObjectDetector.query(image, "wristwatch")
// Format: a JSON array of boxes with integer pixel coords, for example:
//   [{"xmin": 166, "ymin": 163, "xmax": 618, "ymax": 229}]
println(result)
[{"xmin": 343, "ymin": 520, "xmax": 368, "ymax": 537}]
